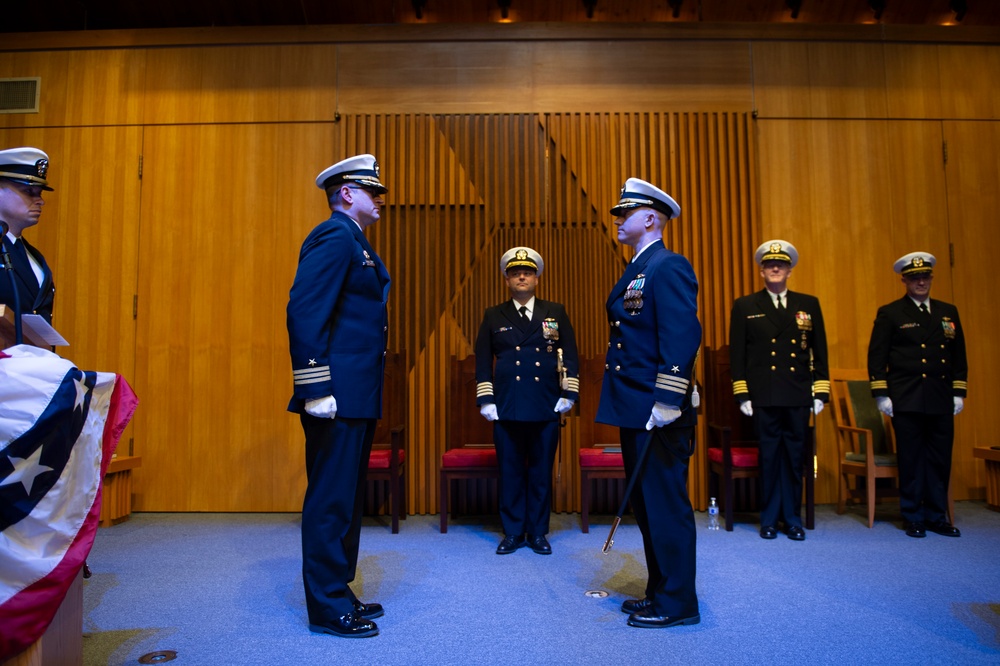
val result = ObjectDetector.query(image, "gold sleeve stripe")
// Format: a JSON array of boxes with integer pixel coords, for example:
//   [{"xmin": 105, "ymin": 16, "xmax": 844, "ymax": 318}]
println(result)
[
  {"xmin": 813, "ymin": 380, "xmax": 831, "ymax": 393},
  {"xmin": 564, "ymin": 377, "xmax": 580, "ymax": 392},
  {"xmin": 732, "ymin": 380, "xmax": 749, "ymax": 394},
  {"xmin": 476, "ymin": 381, "xmax": 494, "ymax": 398},
  {"xmin": 953, "ymin": 381, "xmax": 968, "ymax": 389},
  {"xmin": 293, "ymin": 366, "xmax": 331, "ymax": 385},
  {"xmin": 870, "ymin": 380, "xmax": 888, "ymax": 390},
  {"xmin": 656, "ymin": 374, "xmax": 689, "ymax": 394}
]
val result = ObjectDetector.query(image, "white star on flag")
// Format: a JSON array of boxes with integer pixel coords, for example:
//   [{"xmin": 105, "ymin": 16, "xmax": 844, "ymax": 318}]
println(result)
[{"xmin": 2, "ymin": 447, "xmax": 54, "ymax": 496}]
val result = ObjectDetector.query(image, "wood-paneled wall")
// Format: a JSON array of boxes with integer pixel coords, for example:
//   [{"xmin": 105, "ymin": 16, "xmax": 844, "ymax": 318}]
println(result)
[{"xmin": 2, "ymin": 24, "xmax": 999, "ymax": 514}]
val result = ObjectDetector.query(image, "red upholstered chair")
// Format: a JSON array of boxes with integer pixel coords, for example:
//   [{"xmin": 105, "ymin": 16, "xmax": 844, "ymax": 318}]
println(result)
[
  {"xmin": 368, "ymin": 351, "xmax": 407, "ymax": 533},
  {"xmin": 578, "ymin": 356, "xmax": 625, "ymax": 533},
  {"xmin": 439, "ymin": 355, "xmax": 499, "ymax": 533}
]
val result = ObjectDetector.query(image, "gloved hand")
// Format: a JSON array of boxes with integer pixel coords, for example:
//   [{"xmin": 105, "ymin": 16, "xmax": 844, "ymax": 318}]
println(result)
[
  {"xmin": 645, "ymin": 401, "xmax": 682, "ymax": 430},
  {"xmin": 813, "ymin": 398, "xmax": 824, "ymax": 415},
  {"xmin": 554, "ymin": 398, "xmax": 575, "ymax": 414},
  {"xmin": 480, "ymin": 403, "xmax": 499, "ymax": 421},
  {"xmin": 954, "ymin": 396, "xmax": 964, "ymax": 415},
  {"xmin": 739, "ymin": 400, "xmax": 753, "ymax": 417},
  {"xmin": 305, "ymin": 395, "xmax": 337, "ymax": 419},
  {"xmin": 876, "ymin": 396, "xmax": 893, "ymax": 417}
]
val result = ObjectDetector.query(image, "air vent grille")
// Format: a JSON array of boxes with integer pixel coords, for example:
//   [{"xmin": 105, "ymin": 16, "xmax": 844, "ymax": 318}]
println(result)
[{"xmin": 0, "ymin": 78, "xmax": 41, "ymax": 114}]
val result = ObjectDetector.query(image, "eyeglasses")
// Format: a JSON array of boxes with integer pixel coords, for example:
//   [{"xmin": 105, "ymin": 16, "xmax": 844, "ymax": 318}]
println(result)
[{"xmin": 346, "ymin": 186, "xmax": 383, "ymax": 198}]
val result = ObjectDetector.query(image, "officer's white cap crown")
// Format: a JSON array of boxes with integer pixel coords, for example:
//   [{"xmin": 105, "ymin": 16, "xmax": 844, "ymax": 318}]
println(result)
[
  {"xmin": 755, "ymin": 239, "xmax": 798, "ymax": 267},
  {"xmin": 894, "ymin": 252, "xmax": 935, "ymax": 276},
  {"xmin": 500, "ymin": 247, "xmax": 544, "ymax": 276},
  {"xmin": 610, "ymin": 178, "xmax": 680, "ymax": 220},
  {"xmin": 0, "ymin": 147, "xmax": 53, "ymax": 191},
  {"xmin": 315, "ymin": 154, "xmax": 387, "ymax": 193}
]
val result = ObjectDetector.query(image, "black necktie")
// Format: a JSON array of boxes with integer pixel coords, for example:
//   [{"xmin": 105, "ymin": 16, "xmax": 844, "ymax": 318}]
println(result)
[
  {"xmin": 919, "ymin": 302, "xmax": 928, "ymax": 315},
  {"xmin": 10, "ymin": 237, "xmax": 29, "ymax": 266},
  {"xmin": 777, "ymin": 295, "xmax": 785, "ymax": 310},
  {"xmin": 518, "ymin": 305, "xmax": 528, "ymax": 320}
]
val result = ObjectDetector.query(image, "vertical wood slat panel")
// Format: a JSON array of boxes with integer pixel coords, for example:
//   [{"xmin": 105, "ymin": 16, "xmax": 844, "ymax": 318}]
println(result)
[{"xmin": 350, "ymin": 111, "xmax": 759, "ymax": 515}]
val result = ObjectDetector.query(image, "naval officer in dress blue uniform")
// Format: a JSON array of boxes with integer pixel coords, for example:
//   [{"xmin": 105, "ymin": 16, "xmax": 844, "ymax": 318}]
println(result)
[
  {"xmin": 0, "ymin": 147, "xmax": 56, "ymax": 325},
  {"xmin": 287, "ymin": 154, "xmax": 391, "ymax": 638},
  {"xmin": 595, "ymin": 178, "xmax": 701, "ymax": 629},
  {"xmin": 475, "ymin": 247, "xmax": 580, "ymax": 555},
  {"xmin": 728, "ymin": 240, "xmax": 829, "ymax": 541},
  {"xmin": 868, "ymin": 252, "xmax": 967, "ymax": 538}
]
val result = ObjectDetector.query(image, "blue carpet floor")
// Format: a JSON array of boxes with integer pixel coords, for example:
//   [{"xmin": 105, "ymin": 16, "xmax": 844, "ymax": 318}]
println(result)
[{"xmin": 83, "ymin": 504, "xmax": 1000, "ymax": 665}]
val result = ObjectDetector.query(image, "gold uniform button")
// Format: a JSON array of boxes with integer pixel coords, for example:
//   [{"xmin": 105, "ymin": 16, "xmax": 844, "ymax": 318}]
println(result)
[
  {"xmin": 771, "ymin": 351, "xmax": 776, "ymax": 357},
  {"xmin": 615, "ymin": 321, "xmax": 621, "ymax": 327},
  {"xmin": 535, "ymin": 377, "xmax": 540, "ymax": 382},
  {"xmin": 921, "ymin": 343, "xmax": 926, "ymax": 349},
  {"xmin": 617, "ymin": 343, "xmax": 622, "ymax": 349},
  {"xmin": 790, "ymin": 367, "xmax": 796, "ymax": 372},
  {"xmin": 607, "ymin": 342, "xmax": 611, "ymax": 348},
  {"xmin": 615, "ymin": 365, "xmax": 621, "ymax": 372},
  {"xmin": 791, "ymin": 353, "xmax": 797, "ymax": 358},
  {"xmin": 535, "ymin": 361, "xmax": 541, "ymax": 367},
  {"xmin": 771, "ymin": 338, "xmax": 777, "ymax": 343},
  {"xmin": 516, "ymin": 346, "xmax": 521, "ymax": 351},
  {"xmin": 516, "ymin": 361, "xmax": 521, "ymax": 366},
  {"xmin": 516, "ymin": 376, "xmax": 521, "ymax": 381},
  {"xmin": 771, "ymin": 365, "xmax": 776, "ymax": 371},
  {"xmin": 536, "ymin": 348, "xmax": 541, "ymax": 352},
  {"xmin": 921, "ymin": 359, "xmax": 927, "ymax": 364},
  {"xmin": 605, "ymin": 363, "xmax": 610, "ymax": 370}
]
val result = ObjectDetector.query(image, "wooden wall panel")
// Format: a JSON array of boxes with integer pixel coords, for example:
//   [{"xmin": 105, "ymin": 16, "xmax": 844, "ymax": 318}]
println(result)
[
  {"xmin": 0, "ymin": 125, "xmax": 141, "ymax": 410},
  {"xmin": 943, "ymin": 121, "xmax": 1000, "ymax": 498},
  {"xmin": 131, "ymin": 123, "xmax": 335, "ymax": 511},
  {"xmin": 0, "ymin": 50, "xmax": 144, "ymax": 128},
  {"xmin": 141, "ymin": 44, "xmax": 339, "ymax": 125},
  {"xmin": 336, "ymin": 41, "xmax": 753, "ymax": 114},
  {"xmin": 756, "ymin": 119, "xmax": 955, "ymax": 503},
  {"xmin": 753, "ymin": 42, "xmax": 889, "ymax": 119}
]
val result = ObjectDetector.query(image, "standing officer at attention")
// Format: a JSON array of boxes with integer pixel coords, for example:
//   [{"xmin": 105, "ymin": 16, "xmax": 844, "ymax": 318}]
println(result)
[
  {"xmin": 596, "ymin": 178, "xmax": 701, "ymax": 629},
  {"xmin": 0, "ymin": 147, "xmax": 56, "ymax": 324},
  {"xmin": 475, "ymin": 246, "xmax": 579, "ymax": 556},
  {"xmin": 868, "ymin": 252, "xmax": 967, "ymax": 539},
  {"xmin": 728, "ymin": 240, "xmax": 829, "ymax": 541},
  {"xmin": 287, "ymin": 154, "xmax": 390, "ymax": 638}
]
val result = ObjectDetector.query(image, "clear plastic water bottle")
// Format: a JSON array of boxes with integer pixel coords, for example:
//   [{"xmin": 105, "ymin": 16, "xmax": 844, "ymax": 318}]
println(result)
[{"xmin": 708, "ymin": 497, "xmax": 720, "ymax": 530}]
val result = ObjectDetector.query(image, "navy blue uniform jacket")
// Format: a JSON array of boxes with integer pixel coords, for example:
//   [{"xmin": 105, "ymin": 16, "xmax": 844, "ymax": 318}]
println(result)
[
  {"xmin": 729, "ymin": 290, "xmax": 830, "ymax": 407},
  {"xmin": 596, "ymin": 241, "xmax": 701, "ymax": 430},
  {"xmin": 867, "ymin": 296, "xmax": 967, "ymax": 415},
  {"xmin": 287, "ymin": 212, "xmax": 390, "ymax": 419},
  {"xmin": 0, "ymin": 236, "xmax": 55, "ymax": 323},
  {"xmin": 475, "ymin": 299, "xmax": 579, "ymax": 421}
]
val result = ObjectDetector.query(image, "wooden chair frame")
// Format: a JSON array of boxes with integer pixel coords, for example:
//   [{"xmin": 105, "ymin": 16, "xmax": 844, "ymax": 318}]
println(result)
[{"xmin": 368, "ymin": 351, "xmax": 407, "ymax": 533}]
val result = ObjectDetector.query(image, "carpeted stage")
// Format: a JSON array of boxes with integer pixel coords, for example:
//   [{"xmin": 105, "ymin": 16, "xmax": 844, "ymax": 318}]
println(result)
[{"xmin": 82, "ymin": 504, "xmax": 1000, "ymax": 665}]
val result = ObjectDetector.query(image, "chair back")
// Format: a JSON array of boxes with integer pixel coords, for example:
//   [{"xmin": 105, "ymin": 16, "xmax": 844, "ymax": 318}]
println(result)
[
  {"xmin": 845, "ymin": 380, "xmax": 890, "ymax": 455},
  {"xmin": 578, "ymin": 356, "xmax": 620, "ymax": 448},
  {"xmin": 372, "ymin": 351, "xmax": 407, "ymax": 447},
  {"xmin": 704, "ymin": 345, "xmax": 756, "ymax": 443},
  {"xmin": 448, "ymin": 355, "xmax": 494, "ymax": 449}
]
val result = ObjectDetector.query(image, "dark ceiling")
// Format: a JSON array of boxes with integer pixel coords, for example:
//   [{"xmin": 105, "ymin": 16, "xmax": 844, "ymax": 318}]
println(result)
[{"xmin": 2, "ymin": 0, "xmax": 993, "ymax": 34}]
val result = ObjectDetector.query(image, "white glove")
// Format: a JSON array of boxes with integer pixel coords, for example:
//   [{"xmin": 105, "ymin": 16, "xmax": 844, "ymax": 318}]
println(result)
[
  {"xmin": 813, "ymin": 398, "xmax": 824, "ymax": 415},
  {"xmin": 554, "ymin": 398, "xmax": 575, "ymax": 414},
  {"xmin": 305, "ymin": 395, "xmax": 337, "ymax": 419},
  {"xmin": 739, "ymin": 400, "xmax": 753, "ymax": 417},
  {"xmin": 954, "ymin": 396, "xmax": 964, "ymax": 415},
  {"xmin": 876, "ymin": 396, "xmax": 893, "ymax": 417},
  {"xmin": 645, "ymin": 401, "xmax": 682, "ymax": 430},
  {"xmin": 480, "ymin": 403, "xmax": 499, "ymax": 421}
]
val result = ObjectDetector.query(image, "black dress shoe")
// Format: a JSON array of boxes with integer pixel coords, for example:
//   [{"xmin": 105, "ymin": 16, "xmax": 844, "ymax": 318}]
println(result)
[
  {"xmin": 627, "ymin": 607, "xmax": 700, "ymax": 629},
  {"xmin": 527, "ymin": 534, "xmax": 552, "ymax": 555},
  {"xmin": 759, "ymin": 525, "xmax": 778, "ymax": 540},
  {"xmin": 905, "ymin": 521, "xmax": 926, "ymax": 538},
  {"xmin": 353, "ymin": 600, "xmax": 384, "ymax": 619},
  {"xmin": 309, "ymin": 612, "xmax": 379, "ymax": 638},
  {"xmin": 496, "ymin": 534, "xmax": 526, "ymax": 554},
  {"xmin": 621, "ymin": 598, "xmax": 652, "ymax": 615},
  {"xmin": 927, "ymin": 521, "xmax": 961, "ymax": 537},
  {"xmin": 786, "ymin": 526, "xmax": 806, "ymax": 541}
]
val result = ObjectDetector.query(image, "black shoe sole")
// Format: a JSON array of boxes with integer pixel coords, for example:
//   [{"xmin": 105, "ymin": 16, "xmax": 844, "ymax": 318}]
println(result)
[
  {"xmin": 309, "ymin": 623, "xmax": 379, "ymax": 638},
  {"xmin": 627, "ymin": 614, "xmax": 701, "ymax": 629}
]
